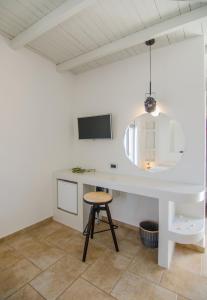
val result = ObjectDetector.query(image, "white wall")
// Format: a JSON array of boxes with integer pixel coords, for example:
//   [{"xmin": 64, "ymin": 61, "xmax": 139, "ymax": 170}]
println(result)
[
  {"xmin": 72, "ymin": 37, "xmax": 205, "ymax": 226},
  {"xmin": 0, "ymin": 37, "xmax": 74, "ymax": 238},
  {"xmin": 0, "ymin": 35, "xmax": 205, "ymax": 235}
]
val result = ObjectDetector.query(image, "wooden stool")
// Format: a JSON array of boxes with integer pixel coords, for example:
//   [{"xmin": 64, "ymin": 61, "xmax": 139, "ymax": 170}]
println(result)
[{"xmin": 82, "ymin": 191, "xmax": 119, "ymax": 262}]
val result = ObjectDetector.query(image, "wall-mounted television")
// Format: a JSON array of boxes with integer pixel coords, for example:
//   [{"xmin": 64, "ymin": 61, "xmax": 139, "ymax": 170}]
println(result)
[{"xmin": 78, "ymin": 114, "xmax": 112, "ymax": 139}]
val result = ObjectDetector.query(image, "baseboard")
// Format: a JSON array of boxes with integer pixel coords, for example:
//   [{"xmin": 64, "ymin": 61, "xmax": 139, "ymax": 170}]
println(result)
[
  {"xmin": 0, "ymin": 217, "xmax": 53, "ymax": 242},
  {"xmin": 102, "ymin": 216, "xmax": 138, "ymax": 232},
  {"xmin": 2, "ymin": 216, "xmax": 205, "ymax": 254},
  {"xmin": 181, "ymin": 244, "xmax": 205, "ymax": 253},
  {"xmin": 103, "ymin": 216, "xmax": 206, "ymax": 253}
]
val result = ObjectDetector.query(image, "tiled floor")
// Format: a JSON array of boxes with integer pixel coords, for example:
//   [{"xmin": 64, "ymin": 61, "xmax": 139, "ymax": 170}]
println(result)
[{"xmin": 0, "ymin": 220, "xmax": 207, "ymax": 300}]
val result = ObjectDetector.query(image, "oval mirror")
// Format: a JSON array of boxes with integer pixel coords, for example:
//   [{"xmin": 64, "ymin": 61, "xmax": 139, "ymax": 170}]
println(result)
[{"xmin": 124, "ymin": 113, "xmax": 185, "ymax": 172}]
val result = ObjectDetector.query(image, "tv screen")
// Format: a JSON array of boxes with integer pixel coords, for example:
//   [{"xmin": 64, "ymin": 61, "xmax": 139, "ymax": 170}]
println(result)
[{"xmin": 78, "ymin": 114, "xmax": 112, "ymax": 139}]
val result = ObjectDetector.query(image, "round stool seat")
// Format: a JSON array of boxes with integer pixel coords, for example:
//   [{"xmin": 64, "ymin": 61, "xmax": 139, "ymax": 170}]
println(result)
[{"xmin": 83, "ymin": 192, "xmax": 112, "ymax": 205}]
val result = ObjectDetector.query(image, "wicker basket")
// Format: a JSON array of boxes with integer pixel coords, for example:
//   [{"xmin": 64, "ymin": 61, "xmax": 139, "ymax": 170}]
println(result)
[{"xmin": 139, "ymin": 221, "xmax": 159, "ymax": 248}]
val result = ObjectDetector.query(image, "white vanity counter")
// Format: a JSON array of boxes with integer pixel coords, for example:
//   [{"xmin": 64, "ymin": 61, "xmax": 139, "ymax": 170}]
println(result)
[
  {"xmin": 53, "ymin": 169, "xmax": 205, "ymax": 269},
  {"xmin": 55, "ymin": 169, "xmax": 204, "ymax": 203}
]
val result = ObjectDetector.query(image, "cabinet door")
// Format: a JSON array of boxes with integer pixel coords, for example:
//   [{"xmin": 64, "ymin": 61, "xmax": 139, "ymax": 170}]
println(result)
[{"xmin": 57, "ymin": 180, "xmax": 78, "ymax": 215}]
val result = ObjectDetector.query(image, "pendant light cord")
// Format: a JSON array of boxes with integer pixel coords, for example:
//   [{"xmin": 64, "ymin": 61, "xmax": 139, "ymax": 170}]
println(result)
[{"xmin": 145, "ymin": 39, "xmax": 155, "ymax": 98}]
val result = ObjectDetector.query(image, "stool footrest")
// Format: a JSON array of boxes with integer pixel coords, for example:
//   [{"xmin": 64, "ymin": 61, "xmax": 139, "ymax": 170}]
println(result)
[{"xmin": 83, "ymin": 218, "xmax": 118, "ymax": 236}]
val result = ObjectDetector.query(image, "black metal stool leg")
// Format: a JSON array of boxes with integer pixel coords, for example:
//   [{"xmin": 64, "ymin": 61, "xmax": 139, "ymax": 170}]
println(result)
[
  {"xmin": 90, "ymin": 205, "xmax": 96, "ymax": 239},
  {"xmin": 105, "ymin": 203, "xmax": 119, "ymax": 252},
  {"xmin": 82, "ymin": 206, "xmax": 93, "ymax": 262}
]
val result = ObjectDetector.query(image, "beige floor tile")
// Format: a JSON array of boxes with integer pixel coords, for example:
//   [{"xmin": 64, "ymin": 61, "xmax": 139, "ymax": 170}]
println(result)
[
  {"xmin": 21, "ymin": 240, "xmax": 65, "ymax": 270},
  {"xmin": 125, "ymin": 229, "xmax": 140, "ymax": 242},
  {"xmin": 172, "ymin": 245, "xmax": 202, "ymax": 274},
  {"xmin": 21, "ymin": 240, "xmax": 48, "ymax": 255},
  {"xmin": 6, "ymin": 232, "xmax": 37, "ymax": 250},
  {"xmin": 161, "ymin": 267, "xmax": 207, "ymax": 300},
  {"xmin": 0, "ymin": 259, "xmax": 40, "ymax": 299},
  {"xmin": 62, "ymin": 235, "xmax": 108, "ymax": 264},
  {"xmin": 51, "ymin": 232, "xmax": 84, "ymax": 251},
  {"xmin": 94, "ymin": 227, "xmax": 141, "ymax": 257},
  {"xmin": 82, "ymin": 251, "xmax": 131, "ymax": 293},
  {"xmin": 201, "ymin": 250, "xmax": 207, "ymax": 277},
  {"xmin": 116, "ymin": 226, "xmax": 132, "ymax": 240},
  {"xmin": 128, "ymin": 247, "xmax": 164, "ymax": 283},
  {"xmin": 94, "ymin": 225, "xmax": 129, "ymax": 243},
  {"xmin": 0, "ymin": 244, "xmax": 22, "ymax": 271},
  {"xmin": 117, "ymin": 239, "xmax": 140, "ymax": 258},
  {"xmin": 111, "ymin": 272, "xmax": 177, "ymax": 300},
  {"xmin": 1, "ymin": 221, "xmax": 206, "ymax": 300},
  {"xmin": 93, "ymin": 230, "xmax": 120, "ymax": 251},
  {"xmin": 29, "ymin": 221, "xmax": 65, "ymax": 240},
  {"xmin": 28, "ymin": 246, "xmax": 65, "ymax": 270},
  {"xmin": 46, "ymin": 227, "xmax": 79, "ymax": 248},
  {"xmin": 8, "ymin": 284, "xmax": 44, "ymax": 300},
  {"xmin": 58, "ymin": 278, "xmax": 115, "ymax": 300},
  {"xmin": 30, "ymin": 254, "xmax": 88, "ymax": 300}
]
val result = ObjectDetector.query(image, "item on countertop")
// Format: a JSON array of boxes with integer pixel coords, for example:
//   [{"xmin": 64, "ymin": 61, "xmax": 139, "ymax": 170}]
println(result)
[{"xmin": 72, "ymin": 167, "xmax": 96, "ymax": 174}]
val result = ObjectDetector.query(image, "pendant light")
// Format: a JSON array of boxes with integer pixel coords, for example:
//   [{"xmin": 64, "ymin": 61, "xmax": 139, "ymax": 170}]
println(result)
[{"xmin": 144, "ymin": 39, "xmax": 159, "ymax": 117}]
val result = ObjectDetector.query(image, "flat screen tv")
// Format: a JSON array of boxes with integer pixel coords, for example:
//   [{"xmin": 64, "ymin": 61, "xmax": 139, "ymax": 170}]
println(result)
[{"xmin": 78, "ymin": 114, "xmax": 112, "ymax": 139}]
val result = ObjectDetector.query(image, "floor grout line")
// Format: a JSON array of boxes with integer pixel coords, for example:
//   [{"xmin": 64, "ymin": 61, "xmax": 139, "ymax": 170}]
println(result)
[
  {"xmin": 129, "ymin": 268, "xmax": 164, "ymax": 285},
  {"xmin": 79, "ymin": 250, "xmax": 134, "ymax": 297},
  {"xmin": 80, "ymin": 277, "xmax": 118, "ymax": 300},
  {"xmin": 56, "ymin": 273, "xmax": 90, "ymax": 300},
  {"xmin": 158, "ymin": 266, "xmax": 166, "ymax": 285},
  {"xmin": 1, "ymin": 221, "xmax": 206, "ymax": 300},
  {"xmin": 1, "ymin": 224, "xmax": 124, "ymax": 299},
  {"xmin": 1, "ymin": 226, "xmax": 75, "ymax": 299},
  {"xmin": 28, "ymin": 283, "xmax": 47, "ymax": 300},
  {"xmin": 110, "ymin": 270, "xmax": 182, "ymax": 299},
  {"xmin": 27, "ymin": 252, "xmax": 91, "ymax": 299},
  {"xmin": 5, "ymin": 282, "xmax": 29, "ymax": 299},
  {"xmin": 2, "ymin": 258, "xmax": 43, "ymax": 299}
]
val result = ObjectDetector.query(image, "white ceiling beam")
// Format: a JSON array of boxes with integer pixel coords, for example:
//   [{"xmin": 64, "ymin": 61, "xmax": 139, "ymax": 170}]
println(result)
[
  {"xmin": 10, "ymin": 0, "xmax": 96, "ymax": 49},
  {"xmin": 57, "ymin": 5, "xmax": 207, "ymax": 72}
]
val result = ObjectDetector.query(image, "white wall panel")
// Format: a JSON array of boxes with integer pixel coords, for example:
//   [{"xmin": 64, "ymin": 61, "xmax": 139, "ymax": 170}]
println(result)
[{"xmin": 0, "ymin": 35, "xmax": 74, "ymax": 238}]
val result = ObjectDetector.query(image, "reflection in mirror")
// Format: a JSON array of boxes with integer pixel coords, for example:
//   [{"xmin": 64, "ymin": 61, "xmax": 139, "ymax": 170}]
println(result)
[{"xmin": 124, "ymin": 113, "xmax": 185, "ymax": 172}]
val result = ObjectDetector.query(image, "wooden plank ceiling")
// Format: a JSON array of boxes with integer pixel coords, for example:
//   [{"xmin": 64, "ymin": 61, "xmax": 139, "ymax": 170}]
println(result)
[{"xmin": 0, "ymin": 0, "xmax": 206, "ymax": 74}]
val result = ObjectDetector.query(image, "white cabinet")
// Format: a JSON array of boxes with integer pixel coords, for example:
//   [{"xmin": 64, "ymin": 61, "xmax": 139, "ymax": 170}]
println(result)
[{"xmin": 57, "ymin": 180, "xmax": 78, "ymax": 215}]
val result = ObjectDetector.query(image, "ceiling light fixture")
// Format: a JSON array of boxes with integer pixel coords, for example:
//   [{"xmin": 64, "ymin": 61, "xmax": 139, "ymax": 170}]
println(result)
[{"xmin": 144, "ymin": 39, "xmax": 159, "ymax": 116}]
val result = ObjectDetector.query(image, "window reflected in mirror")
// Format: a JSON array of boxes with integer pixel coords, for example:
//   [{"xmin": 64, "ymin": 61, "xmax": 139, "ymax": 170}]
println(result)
[{"xmin": 124, "ymin": 113, "xmax": 185, "ymax": 172}]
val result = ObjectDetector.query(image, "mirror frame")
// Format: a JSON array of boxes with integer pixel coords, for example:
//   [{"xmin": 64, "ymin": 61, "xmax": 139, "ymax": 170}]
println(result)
[{"xmin": 123, "ymin": 112, "xmax": 185, "ymax": 172}]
